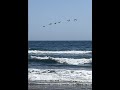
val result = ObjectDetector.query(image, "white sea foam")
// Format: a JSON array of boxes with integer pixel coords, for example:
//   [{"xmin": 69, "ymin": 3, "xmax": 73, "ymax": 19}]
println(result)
[
  {"xmin": 28, "ymin": 68, "xmax": 92, "ymax": 83},
  {"xmin": 30, "ymin": 56, "xmax": 92, "ymax": 65},
  {"xmin": 28, "ymin": 50, "xmax": 92, "ymax": 54}
]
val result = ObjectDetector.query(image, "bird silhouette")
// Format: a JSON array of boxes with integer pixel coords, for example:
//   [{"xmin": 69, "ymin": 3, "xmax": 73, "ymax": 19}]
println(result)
[
  {"xmin": 41, "ymin": 18, "xmax": 78, "ymax": 28},
  {"xmin": 67, "ymin": 19, "xmax": 70, "ymax": 22},
  {"xmin": 49, "ymin": 23, "xmax": 52, "ymax": 25},
  {"xmin": 74, "ymin": 19, "xmax": 77, "ymax": 21},
  {"xmin": 58, "ymin": 21, "xmax": 61, "ymax": 23}
]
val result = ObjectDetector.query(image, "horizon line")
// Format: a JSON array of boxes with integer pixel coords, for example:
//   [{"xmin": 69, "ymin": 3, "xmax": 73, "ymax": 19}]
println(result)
[{"xmin": 28, "ymin": 40, "xmax": 92, "ymax": 41}]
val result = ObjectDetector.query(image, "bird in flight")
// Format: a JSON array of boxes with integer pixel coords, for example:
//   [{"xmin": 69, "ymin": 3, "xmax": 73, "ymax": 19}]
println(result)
[
  {"xmin": 41, "ymin": 18, "xmax": 77, "ymax": 28},
  {"xmin": 74, "ymin": 19, "xmax": 77, "ymax": 21},
  {"xmin": 49, "ymin": 23, "xmax": 52, "ymax": 25},
  {"xmin": 67, "ymin": 19, "xmax": 70, "ymax": 22},
  {"xmin": 58, "ymin": 21, "xmax": 61, "ymax": 23}
]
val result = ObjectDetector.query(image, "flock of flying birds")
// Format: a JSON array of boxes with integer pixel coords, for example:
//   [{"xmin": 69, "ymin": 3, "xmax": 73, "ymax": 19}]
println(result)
[{"xmin": 42, "ymin": 19, "xmax": 77, "ymax": 27}]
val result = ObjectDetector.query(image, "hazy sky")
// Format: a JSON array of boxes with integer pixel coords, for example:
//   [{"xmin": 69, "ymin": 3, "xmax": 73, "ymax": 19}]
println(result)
[{"xmin": 28, "ymin": 0, "xmax": 92, "ymax": 41}]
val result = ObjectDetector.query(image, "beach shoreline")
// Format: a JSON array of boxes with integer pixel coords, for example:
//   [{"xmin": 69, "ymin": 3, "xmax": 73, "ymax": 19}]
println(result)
[
  {"xmin": 28, "ymin": 80, "xmax": 92, "ymax": 90},
  {"xmin": 28, "ymin": 82, "xmax": 92, "ymax": 90}
]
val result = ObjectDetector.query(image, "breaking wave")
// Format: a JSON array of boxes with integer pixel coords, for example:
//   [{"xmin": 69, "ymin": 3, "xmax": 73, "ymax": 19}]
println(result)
[
  {"xmin": 28, "ymin": 50, "xmax": 92, "ymax": 55},
  {"xmin": 30, "ymin": 56, "xmax": 92, "ymax": 65}
]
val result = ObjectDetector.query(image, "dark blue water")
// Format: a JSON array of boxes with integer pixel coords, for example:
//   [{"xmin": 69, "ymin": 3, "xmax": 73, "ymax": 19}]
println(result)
[
  {"xmin": 29, "ymin": 41, "xmax": 92, "ymax": 51},
  {"xmin": 28, "ymin": 41, "xmax": 92, "ymax": 69}
]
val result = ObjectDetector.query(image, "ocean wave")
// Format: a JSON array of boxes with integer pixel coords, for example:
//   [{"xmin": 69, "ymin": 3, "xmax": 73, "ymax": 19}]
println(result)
[
  {"xmin": 28, "ymin": 50, "xmax": 92, "ymax": 55},
  {"xmin": 28, "ymin": 68, "xmax": 92, "ymax": 83},
  {"xmin": 30, "ymin": 56, "xmax": 92, "ymax": 65}
]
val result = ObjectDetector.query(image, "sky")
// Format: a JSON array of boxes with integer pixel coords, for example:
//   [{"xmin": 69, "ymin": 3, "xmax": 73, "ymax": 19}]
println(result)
[{"xmin": 28, "ymin": 0, "xmax": 92, "ymax": 41}]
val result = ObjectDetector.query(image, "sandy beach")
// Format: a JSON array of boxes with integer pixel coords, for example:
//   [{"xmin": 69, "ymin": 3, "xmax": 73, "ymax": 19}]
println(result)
[{"xmin": 28, "ymin": 82, "xmax": 92, "ymax": 90}]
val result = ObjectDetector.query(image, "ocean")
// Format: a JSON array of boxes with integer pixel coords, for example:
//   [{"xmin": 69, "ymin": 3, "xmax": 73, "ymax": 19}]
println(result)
[{"xmin": 28, "ymin": 41, "xmax": 92, "ymax": 85}]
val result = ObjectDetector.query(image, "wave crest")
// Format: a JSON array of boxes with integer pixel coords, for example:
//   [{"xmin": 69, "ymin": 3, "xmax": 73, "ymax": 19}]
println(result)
[
  {"xmin": 30, "ymin": 56, "xmax": 92, "ymax": 65},
  {"xmin": 28, "ymin": 50, "xmax": 92, "ymax": 55}
]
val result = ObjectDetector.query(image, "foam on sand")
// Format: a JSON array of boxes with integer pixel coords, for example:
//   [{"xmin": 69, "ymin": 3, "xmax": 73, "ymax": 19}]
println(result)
[{"xmin": 28, "ymin": 68, "xmax": 92, "ymax": 84}]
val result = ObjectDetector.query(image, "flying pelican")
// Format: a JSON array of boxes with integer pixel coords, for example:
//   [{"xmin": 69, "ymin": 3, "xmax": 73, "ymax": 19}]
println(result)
[
  {"xmin": 74, "ymin": 19, "xmax": 77, "ymax": 21},
  {"xmin": 58, "ymin": 21, "xmax": 61, "ymax": 23},
  {"xmin": 49, "ymin": 23, "xmax": 52, "ymax": 25},
  {"xmin": 67, "ymin": 19, "xmax": 70, "ymax": 22}
]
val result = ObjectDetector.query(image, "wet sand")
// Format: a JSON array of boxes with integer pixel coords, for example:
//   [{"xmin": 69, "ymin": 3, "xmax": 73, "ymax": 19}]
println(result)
[{"xmin": 28, "ymin": 82, "xmax": 92, "ymax": 90}]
